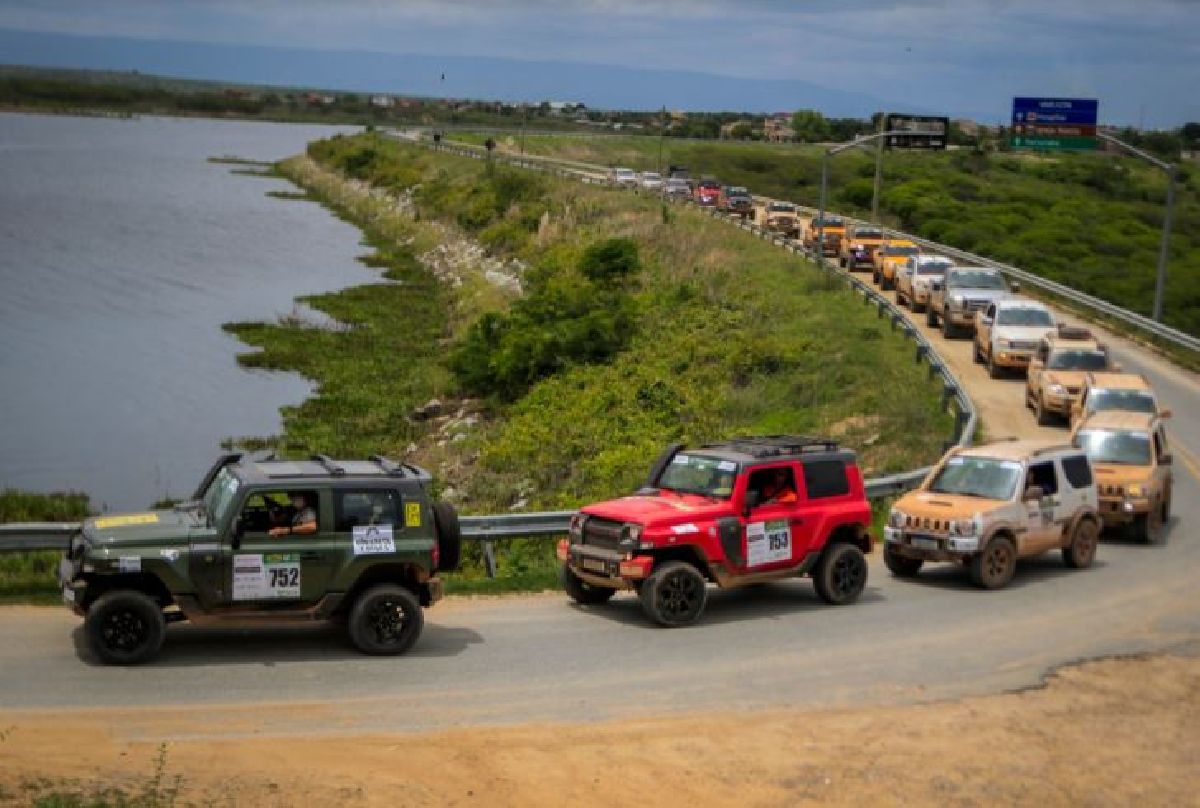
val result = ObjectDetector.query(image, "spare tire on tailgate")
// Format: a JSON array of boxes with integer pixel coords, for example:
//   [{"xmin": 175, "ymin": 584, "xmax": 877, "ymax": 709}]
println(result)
[{"xmin": 432, "ymin": 500, "xmax": 462, "ymax": 572}]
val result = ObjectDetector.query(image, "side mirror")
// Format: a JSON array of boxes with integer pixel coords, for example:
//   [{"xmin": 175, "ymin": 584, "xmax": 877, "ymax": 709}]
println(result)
[
  {"xmin": 1023, "ymin": 485, "xmax": 1044, "ymax": 502},
  {"xmin": 743, "ymin": 490, "xmax": 761, "ymax": 517},
  {"xmin": 1160, "ymin": 408, "xmax": 1172, "ymax": 419},
  {"xmin": 1010, "ymin": 281, "xmax": 1021, "ymax": 293},
  {"xmin": 1161, "ymin": 454, "xmax": 1173, "ymax": 466}
]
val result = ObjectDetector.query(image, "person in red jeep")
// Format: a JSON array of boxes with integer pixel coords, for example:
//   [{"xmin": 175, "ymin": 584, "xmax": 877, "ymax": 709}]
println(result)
[{"xmin": 557, "ymin": 436, "xmax": 873, "ymax": 627}]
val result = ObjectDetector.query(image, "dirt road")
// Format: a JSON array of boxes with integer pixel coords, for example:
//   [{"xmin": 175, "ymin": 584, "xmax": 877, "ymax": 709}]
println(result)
[{"xmin": 2, "ymin": 651, "xmax": 1196, "ymax": 806}]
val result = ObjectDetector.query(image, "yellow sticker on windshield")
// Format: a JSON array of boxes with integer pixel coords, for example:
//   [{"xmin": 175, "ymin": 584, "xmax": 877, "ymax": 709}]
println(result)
[
  {"xmin": 405, "ymin": 502, "xmax": 422, "ymax": 528},
  {"xmin": 94, "ymin": 513, "xmax": 159, "ymax": 529}
]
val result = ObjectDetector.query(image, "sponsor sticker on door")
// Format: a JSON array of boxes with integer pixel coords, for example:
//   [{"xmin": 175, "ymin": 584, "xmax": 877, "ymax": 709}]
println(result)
[
  {"xmin": 353, "ymin": 524, "xmax": 396, "ymax": 555},
  {"xmin": 747, "ymin": 519, "xmax": 791, "ymax": 566},
  {"xmin": 232, "ymin": 553, "xmax": 301, "ymax": 600}
]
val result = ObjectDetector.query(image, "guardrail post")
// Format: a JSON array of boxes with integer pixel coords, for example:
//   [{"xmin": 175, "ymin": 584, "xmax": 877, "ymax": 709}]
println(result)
[
  {"xmin": 482, "ymin": 541, "xmax": 497, "ymax": 578},
  {"xmin": 955, "ymin": 408, "xmax": 971, "ymax": 443},
  {"xmin": 915, "ymin": 343, "xmax": 929, "ymax": 364},
  {"xmin": 877, "ymin": 300, "xmax": 887, "ymax": 318},
  {"xmin": 941, "ymin": 381, "xmax": 955, "ymax": 412}
]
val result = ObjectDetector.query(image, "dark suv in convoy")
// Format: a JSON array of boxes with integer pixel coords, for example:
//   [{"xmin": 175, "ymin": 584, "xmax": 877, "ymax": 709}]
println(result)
[
  {"xmin": 58, "ymin": 453, "xmax": 460, "ymax": 664},
  {"xmin": 557, "ymin": 436, "xmax": 873, "ymax": 627}
]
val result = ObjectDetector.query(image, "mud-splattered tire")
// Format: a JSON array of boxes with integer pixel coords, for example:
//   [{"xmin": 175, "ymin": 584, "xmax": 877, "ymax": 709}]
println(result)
[
  {"xmin": 432, "ymin": 501, "xmax": 462, "ymax": 572},
  {"xmin": 941, "ymin": 311, "xmax": 956, "ymax": 339},
  {"xmin": 973, "ymin": 341, "xmax": 984, "ymax": 364},
  {"xmin": 560, "ymin": 564, "xmax": 617, "ymax": 605},
  {"xmin": 813, "ymin": 543, "xmax": 868, "ymax": 605},
  {"xmin": 969, "ymin": 536, "xmax": 1017, "ymax": 590},
  {"xmin": 348, "ymin": 584, "xmax": 424, "ymax": 656},
  {"xmin": 884, "ymin": 545, "xmax": 923, "ymax": 578},
  {"xmin": 85, "ymin": 590, "xmax": 166, "ymax": 665},
  {"xmin": 1064, "ymin": 518, "xmax": 1100, "ymax": 566},
  {"xmin": 927, "ymin": 306, "xmax": 938, "ymax": 327},
  {"xmin": 639, "ymin": 561, "xmax": 707, "ymax": 627},
  {"xmin": 1132, "ymin": 507, "xmax": 1164, "ymax": 545},
  {"xmin": 1035, "ymin": 395, "xmax": 1054, "ymax": 426},
  {"xmin": 987, "ymin": 351, "xmax": 1002, "ymax": 379}
]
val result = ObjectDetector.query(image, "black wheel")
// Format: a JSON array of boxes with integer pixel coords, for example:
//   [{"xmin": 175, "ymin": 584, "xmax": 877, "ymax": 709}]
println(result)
[
  {"xmin": 969, "ymin": 536, "xmax": 1017, "ymax": 589},
  {"xmin": 912, "ymin": 297, "xmax": 926, "ymax": 314},
  {"xmin": 927, "ymin": 306, "xmax": 938, "ymax": 327},
  {"xmin": 432, "ymin": 500, "xmax": 462, "ymax": 572},
  {"xmin": 560, "ymin": 564, "xmax": 617, "ymax": 605},
  {"xmin": 897, "ymin": 289, "xmax": 908, "ymax": 308},
  {"xmin": 1035, "ymin": 394, "xmax": 1053, "ymax": 426},
  {"xmin": 883, "ymin": 545, "xmax": 923, "ymax": 578},
  {"xmin": 882, "ymin": 275, "xmax": 894, "ymax": 292},
  {"xmin": 987, "ymin": 351, "xmax": 1002, "ymax": 379},
  {"xmin": 1064, "ymin": 518, "xmax": 1099, "ymax": 566},
  {"xmin": 872, "ymin": 269, "xmax": 881, "ymax": 285},
  {"xmin": 1132, "ymin": 506, "xmax": 1163, "ymax": 545},
  {"xmin": 85, "ymin": 590, "xmax": 166, "ymax": 665},
  {"xmin": 813, "ymin": 542, "xmax": 868, "ymax": 605},
  {"xmin": 941, "ymin": 310, "xmax": 956, "ymax": 339},
  {"xmin": 972, "ymin": 340, "xmax": 984, "ymax": 364},
  {"xmin": 639, "ymin": 561, "xmax": 708, "ymax": 627},
  {"xmin": 348, "ymin": 584, "xmax": 424, "ymax": 656}
]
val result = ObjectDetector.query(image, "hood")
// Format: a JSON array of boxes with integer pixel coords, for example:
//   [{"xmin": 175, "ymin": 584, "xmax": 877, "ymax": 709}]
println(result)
[
  {"xmin": 993, "ymin": 324, "xmax": 1055, "ymax": 342},
  {"xmin": 1092, "ymin": 463, "xmax": 1153, "ymax": 486},
  {"xmin": 894, "ymin": 490, "xmax": 1005, "ymax": 522},
  {"xmin": 950, "ymin": 288, "xmax": 1010, "ymax": 302},
  {"xmin": 582, "ymin": 492, "xmax": 729, "ymax": 528},
  {"xmin": 83, "ymin": 508, "xmax": 203, "ymax": 548},
  {"xmin": 1044, "ymin": 370, "xmax": 1089, "ymax": 388}
]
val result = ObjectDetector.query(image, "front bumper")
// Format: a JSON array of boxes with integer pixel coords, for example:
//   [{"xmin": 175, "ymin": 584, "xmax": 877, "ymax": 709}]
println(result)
[
  {"xmin": 1098, "ymin": 496, "xmax": 1151, "ymax": 524},
  {"xmin": 57, "ymin": 557, "xmax": 87, "ymax": 616},
  {"xmin": 883, "ymin": 526, "xmax": 980, "ymax": 561},
  {"xmin": 992, "ymin": 350, "xmax": 1033, "ymax": 368},
  {"xmin": 557, "ymin": 540, "xmax": 642, "ymax": 588},
  {"xmin": 1040, "ymin": 391, "xmax": 1077, "ymax": 415},
  {"xmin": 946, "ymin": 308, "xmax": 980, "ymax": 327}
]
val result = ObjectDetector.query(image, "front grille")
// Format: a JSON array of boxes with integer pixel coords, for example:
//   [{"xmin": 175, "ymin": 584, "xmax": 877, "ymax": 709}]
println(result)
[
  {"xmin": 964, "ymin": 299, "xmax": 990, "ymax": 311},
  {"xmin": 1100, "ymin": 484, "xmax": 1125, "ymax": 497},
  {"xmin": 582, "ymin": 517, "xmax": 624, "ymax": 551},
  {"xmin": 903, "ymin": 515, "xmax": 950, "ymax": 534},
  {"xmin": 1011, "ymin": 340, "xmax": 1039, "ymax": 351},
  {"xmin": 1066, "ymin": 386, "xmax": 1081, "ymax": 395}
]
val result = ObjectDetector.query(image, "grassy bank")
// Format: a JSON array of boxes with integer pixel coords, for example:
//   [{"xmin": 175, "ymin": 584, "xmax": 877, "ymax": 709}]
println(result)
[
  {"xmin": 0, "ymin": 490, "xmax": 90, "ymax": 603},
  {"xmin": 224, "ymin": 133, "xmax": 952, "ymax": 586},
  {"xmin": 460, "ymin": 133, "xmax": 1200, "ymax": 339}
]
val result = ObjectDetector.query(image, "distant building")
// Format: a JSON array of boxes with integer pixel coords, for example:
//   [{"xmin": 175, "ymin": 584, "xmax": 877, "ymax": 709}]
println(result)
[
  {"xmin": 370, "ymin": 95, "xmax": 395, "ymax": 108},
  {"xmin": 720, "ymin": 119, "xmax": 755, "ymax": 139},
  {"xmin": 764, "ymin": 113, "xmax": 795, "ymax": 142},
  {"xmin": 952, "ymin": 118, "xmax": 980, "ymax": 138}
]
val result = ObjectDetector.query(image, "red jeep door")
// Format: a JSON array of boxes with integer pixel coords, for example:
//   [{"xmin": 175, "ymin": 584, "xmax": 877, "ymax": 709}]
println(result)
[{"xmin": 740, "ymin": 464, "xmax": 816, "ymax": 572}]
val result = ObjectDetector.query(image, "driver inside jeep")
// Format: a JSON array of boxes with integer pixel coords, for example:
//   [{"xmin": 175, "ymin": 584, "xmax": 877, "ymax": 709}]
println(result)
[{"xmin": 269, "ymin": 492, "xmax": 318, "ymax": 537}]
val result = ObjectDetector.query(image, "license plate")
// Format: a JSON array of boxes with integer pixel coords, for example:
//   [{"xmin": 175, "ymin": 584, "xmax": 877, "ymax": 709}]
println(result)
[
  {"xmin": 911, "ymin": 536, "xmax": 940, "ymax": 551},
  {"xmin": 61, "ymin": 585, "xmax": 75, "ymax": 604},
  {"xmin": 581, "ymin": 558, "xmax": 607, "ymax": 574}
]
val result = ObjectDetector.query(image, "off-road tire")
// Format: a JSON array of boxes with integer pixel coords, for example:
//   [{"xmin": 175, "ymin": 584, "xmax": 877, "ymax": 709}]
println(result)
[
  {"xmin": 432, "ymin": 500, "xmax": 462, "ymax": 572},
  {"xmin": 897, "ymin": 289, "xmax": 908, "ymax": 308},
  {"xmin": 883, "ymin": 545, "xmax": 923, "ymax": 578},
  {"xmin": 987, "ymin": 350, "xmax": 1002, "ymax": 379},
  {"xmin": 1132, "ymin": 506, "xmax": 1164, "ymax": 545},
  {"xmin": 941, "ymin": 310, "xmax": 956, "ymax": 339},
  {"xmin": 912, "ymin": 297, "xmax": 926, "ymax": 314},
  {"xmin": 1034, "ymin": 394, "xmax": 1054, "ymax": 426},
  {"xmin": 560, "ymin": 564, "xmax": 617, "ymax": 605},
  {"xmin": 813, "ymin": 542, "xmax": 868, "ymax": 605},
  {"xmin": 85, "ymin": 589, "xmax": 166, "ymax": 665},
  {"xmin": 927, "ymin": 306, "xmax": 939, "ymax": 327},
  {"xmin": 639, "ymin": 561, "xmax": 708, "ymax": 627},
  {"xmin": 972, "ymin": 340, "xmax": 984, "ymax": 364},
  {"xmin": 348, "ymin": 584, "xmax": 424, "ymax": 656},
  {"xmin": 969, "ymin": 536, "xmax": 1017, "ymax": 589},
  {"xmin": 872, "ymin": 269, "xmax": 881, "ymax": 286},
  {"xmin": 1064, "ymin": 517, "xmax": 1100, "ymax": 566}
]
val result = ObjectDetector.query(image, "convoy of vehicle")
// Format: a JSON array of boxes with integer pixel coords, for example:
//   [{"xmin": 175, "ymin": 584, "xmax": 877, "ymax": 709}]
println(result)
[
  {"xmin": 720, "ymin": 185, "xmax": 755, "ymax": 219},
  {"xmin": 663, "ymin": 177, "xmax": 692, "ymax": 200},
  {"xmin": 760, "ymin": 201, "xmax": 801, "ymax": 238},
  {"xmin": 57, "ymin": 454, "xmax": 460, "ymax": 664},
  {"xmin": 558, "ymin": 436, "xmax": 872, "ymax": 626},
  {"xmin": 607, "ymin": 167, "xmax": 639, "ymax": 188},
  {"xmin": 695, "ymin": 178, "xmax": 721, "ymax": 206},
  {"xmin": 884, "ymin": 441, "xmax": 1100, "ymax": 589},
  {"xmin": 1026, "ymin": 328, "xmax": 1117, "ymax": 426},
  {"xmin": 638, "ymin": 171, "xmax": 663, "ymax": 191},
  {"xmin": 803, "ymin": 215, "xmax": 846, "ymax": 256}
]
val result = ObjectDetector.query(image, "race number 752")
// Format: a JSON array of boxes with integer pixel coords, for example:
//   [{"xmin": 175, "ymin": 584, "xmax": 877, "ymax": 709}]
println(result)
[{"xmin": 269, "ymin": 567, "xmax": 299, "ymax": 588}]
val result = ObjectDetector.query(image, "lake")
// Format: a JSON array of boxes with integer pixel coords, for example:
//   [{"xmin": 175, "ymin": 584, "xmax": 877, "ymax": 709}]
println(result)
[{"xmin": 0, "ymin": 112, "xmax": 372, "ymax": 511}]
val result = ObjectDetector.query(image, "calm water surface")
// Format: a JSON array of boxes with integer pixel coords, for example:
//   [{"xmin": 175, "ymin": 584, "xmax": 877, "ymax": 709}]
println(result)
[{"xmin": 0, "ymin": 113, "xmax": 371, "ymax": 510}]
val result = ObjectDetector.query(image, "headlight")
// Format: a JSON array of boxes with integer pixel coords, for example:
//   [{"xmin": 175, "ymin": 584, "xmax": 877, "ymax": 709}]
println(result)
[
  {"xmin": 950, "ymin": 295, "xmax": 965, "ymax": 309},
  {"xmin": 888, "ymin": 510, "xmax": 905, "ymax": 528},
  {"xmin": 1048, "ymin": 384, "xmax": 1067, "ymax": 396},
  {"xmin": 950, "ymin": 518, "xmax": 979, "ymax": 536},
  {"xmin": 1127, "ymin": 484, "xmax": 1144, "ymax": 497},
  {"xmin": 997, "ymin": 338, "xmax": 1013, "ymax": 349}
]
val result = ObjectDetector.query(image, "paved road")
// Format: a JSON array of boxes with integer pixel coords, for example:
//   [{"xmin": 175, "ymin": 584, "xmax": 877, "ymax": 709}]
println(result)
[{"xmin": 2, "ymin": 143, "xmax": 1198, "ymax": 738}]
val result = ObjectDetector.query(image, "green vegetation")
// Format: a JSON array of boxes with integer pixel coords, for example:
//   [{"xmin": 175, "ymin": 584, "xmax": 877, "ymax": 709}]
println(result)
[
  {"xmin": 22, "ymin": 744, "xmax": 181, "ymax": 808},
  {"xmin": 226, "ymin": 132, "xmax": 954, "ymax": 585},
  {"xmin": 460, "ymin": 133, "xmax": 1200, "ymax": 337},
  {"xmin": 0, "ymin": 490, "xmax": 90, "ymax": 603}
]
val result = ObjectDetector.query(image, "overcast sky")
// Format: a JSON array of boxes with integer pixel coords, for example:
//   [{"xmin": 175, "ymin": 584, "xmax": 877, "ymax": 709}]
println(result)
[{"xmin": 1, "ymin": 0, "xmax": 1197, "ymax": 126}]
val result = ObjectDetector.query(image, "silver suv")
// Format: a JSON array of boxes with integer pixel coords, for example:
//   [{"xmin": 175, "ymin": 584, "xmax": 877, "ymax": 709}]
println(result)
[{"xmin": 928, "ymin": 267, "xmax": 1019, "ymax": 338}]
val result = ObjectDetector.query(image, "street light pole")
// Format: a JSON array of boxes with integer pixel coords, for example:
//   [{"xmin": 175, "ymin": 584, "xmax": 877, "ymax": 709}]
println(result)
[
  {"xmin": 1097, "ymin": 132, "xmax": 1178, "ymax": 322},
  {"xmin": 871, "ymin": 113, "xmax": 884, "ymax": 223}
]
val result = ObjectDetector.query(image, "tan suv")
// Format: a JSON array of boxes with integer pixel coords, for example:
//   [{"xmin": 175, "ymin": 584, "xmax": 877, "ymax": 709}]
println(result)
[
  {"xmin": 883, "ymin": 440, "xmax": 1100, "ymax": 589},
  {"xmin": 1070, "ymin": 371, "xmax": 1168, "ymax": 429},
  {"xmin": 1071, "ymin": 411, "xmax": 1173, "ymax": 543},
  {"xmin": 1025, "ymin": 328, "xmax": 1116, "ymax": 425}
]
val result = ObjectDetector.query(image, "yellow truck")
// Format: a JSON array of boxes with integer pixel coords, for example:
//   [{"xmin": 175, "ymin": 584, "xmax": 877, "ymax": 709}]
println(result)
[
  {"xmin": 804, "ymin": 215, "xmax": 846, "ymax": 257},
  {"xmin": 871, "ymin": 240, "xmax": 919, "ymax": 290},
  {"xmin": 840, "ymin": 225, "xmax": 886, "ymax": 270},
  {"xmin": 1071, "ymin": 411, "xmax": 1172, "ymax": 543},
  {"xmin": 1025, "ymin": 328, "xmax": 1116, "ymax": 426}
]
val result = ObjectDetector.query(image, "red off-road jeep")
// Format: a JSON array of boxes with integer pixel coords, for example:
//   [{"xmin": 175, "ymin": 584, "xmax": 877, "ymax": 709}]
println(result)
[{"xmin": 556, "ymin": 436, "xmax": 873, "ymax": 626}]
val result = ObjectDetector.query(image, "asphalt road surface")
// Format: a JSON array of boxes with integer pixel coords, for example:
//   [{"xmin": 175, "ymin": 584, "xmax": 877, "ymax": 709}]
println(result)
[{"xmin": 2, "ymin": 145, "xmax": 1198, "ymax": 739}]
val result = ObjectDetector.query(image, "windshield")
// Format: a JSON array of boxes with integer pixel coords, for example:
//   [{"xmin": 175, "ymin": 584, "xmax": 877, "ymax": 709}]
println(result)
[
  {"xmin": 769, "ymin": 202, "xmax": 795, "ymax": 212},
  {"xmin": 201, "ymin": 466, "xmax": 241, "ymax": 527},
  {"xmin": 854, "ymin": 229, "xmax": 882, "ymax": 239},
  {"xmin": 641, "ymin": 172, "xmax": 661, "ymax": 180},
  {"xmin": 948, "ymin": 270, "xmax": 1007, "ymax": 290},
  {"xmin": 882, "ymin": 245, "xmax": 918, "ymax": 256},
  {"xmin": 1088, "ymin": 389, "xmax": 1157, "ymax": 415},
  {"xmin": 927, "ymin": 456, "xmax": 1022, "ymax": 500},
  {"xmin": 917, "ymin": 261, "xmax": 952, "ymax": 275},
  {"xmin": 657, "ymin": 454, "xmax": 738, "ymax": 499},
  {"xmin": 997, "ymin": 307, "xmax": 1053, "ymax": 326},
  {"xmin": 616, "ymin": 169, "xmax": 635, "ymax": 177},
  {"xmin": 1075, "ymin": 430, "xmax": 1152, "ymax": 466},
  {"xmin": 1048, "ymin": 350, "xmax": 1108, "ymax": 370},
  {"xmin": 700, "ymin": 181, "xmax": 719, "ymax": 189},
  {"xmin": 727, "ymin": 186, "xmax": 748, "ymax": 195}
]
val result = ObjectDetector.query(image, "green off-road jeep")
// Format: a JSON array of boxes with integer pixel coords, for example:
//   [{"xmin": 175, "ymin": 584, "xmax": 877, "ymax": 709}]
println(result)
[{"xmin": 58, "ymin": 453, "xmax": 460, "ymax": 664}]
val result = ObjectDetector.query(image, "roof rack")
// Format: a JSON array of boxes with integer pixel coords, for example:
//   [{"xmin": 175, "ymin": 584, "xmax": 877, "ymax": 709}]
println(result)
[
  {"xmin": 1056, "ymin": 324, "xmax": 1093, "ymax": 340},
  {"xmin": 369, "ymin": 454, "xmax": 408, "ymax": 477},
  {"xmin": 709, "ymin": 435, "xmax": 840, "ymax": 459},
  {"xmin": 311, "ymin": 454, "xmax": 346, "ymax": 477}
]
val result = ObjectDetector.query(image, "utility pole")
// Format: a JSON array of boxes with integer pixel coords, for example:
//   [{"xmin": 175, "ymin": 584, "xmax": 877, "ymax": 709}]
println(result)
[
  {"xmin": 871, "ymin": 112, "xmax": 885, "ymax": 223},
  {"xmin": 658, "ymin": 105, "xmax": 667, "ymax": 175},
  {"xmin": 1097, "ymin": 132, "xmax": 1178, "ymax": 322}
]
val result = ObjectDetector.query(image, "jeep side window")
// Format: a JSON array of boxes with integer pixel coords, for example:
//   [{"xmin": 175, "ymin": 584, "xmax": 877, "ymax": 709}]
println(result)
[
  {"xmin": 242, "ymin": 489, "xmax": 318, "ymax": 535},
  {"xmin": 1061, "ymin": 455, "xmax": 1093, "ymax": 489},
  {"xmin": 335, "ymin": 489, "xmax": 401, "ymax": 532},
  {"xmin": 748, "ymin": 466, "xmax": 798, "ymax": 505},
  {"xmin": 803, "ymin": 459, "xmax": 850, "ymax": 498},
  {"xmin": 1026, "ymin": 461, "xmax": 1059, "ymax": 497}
]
